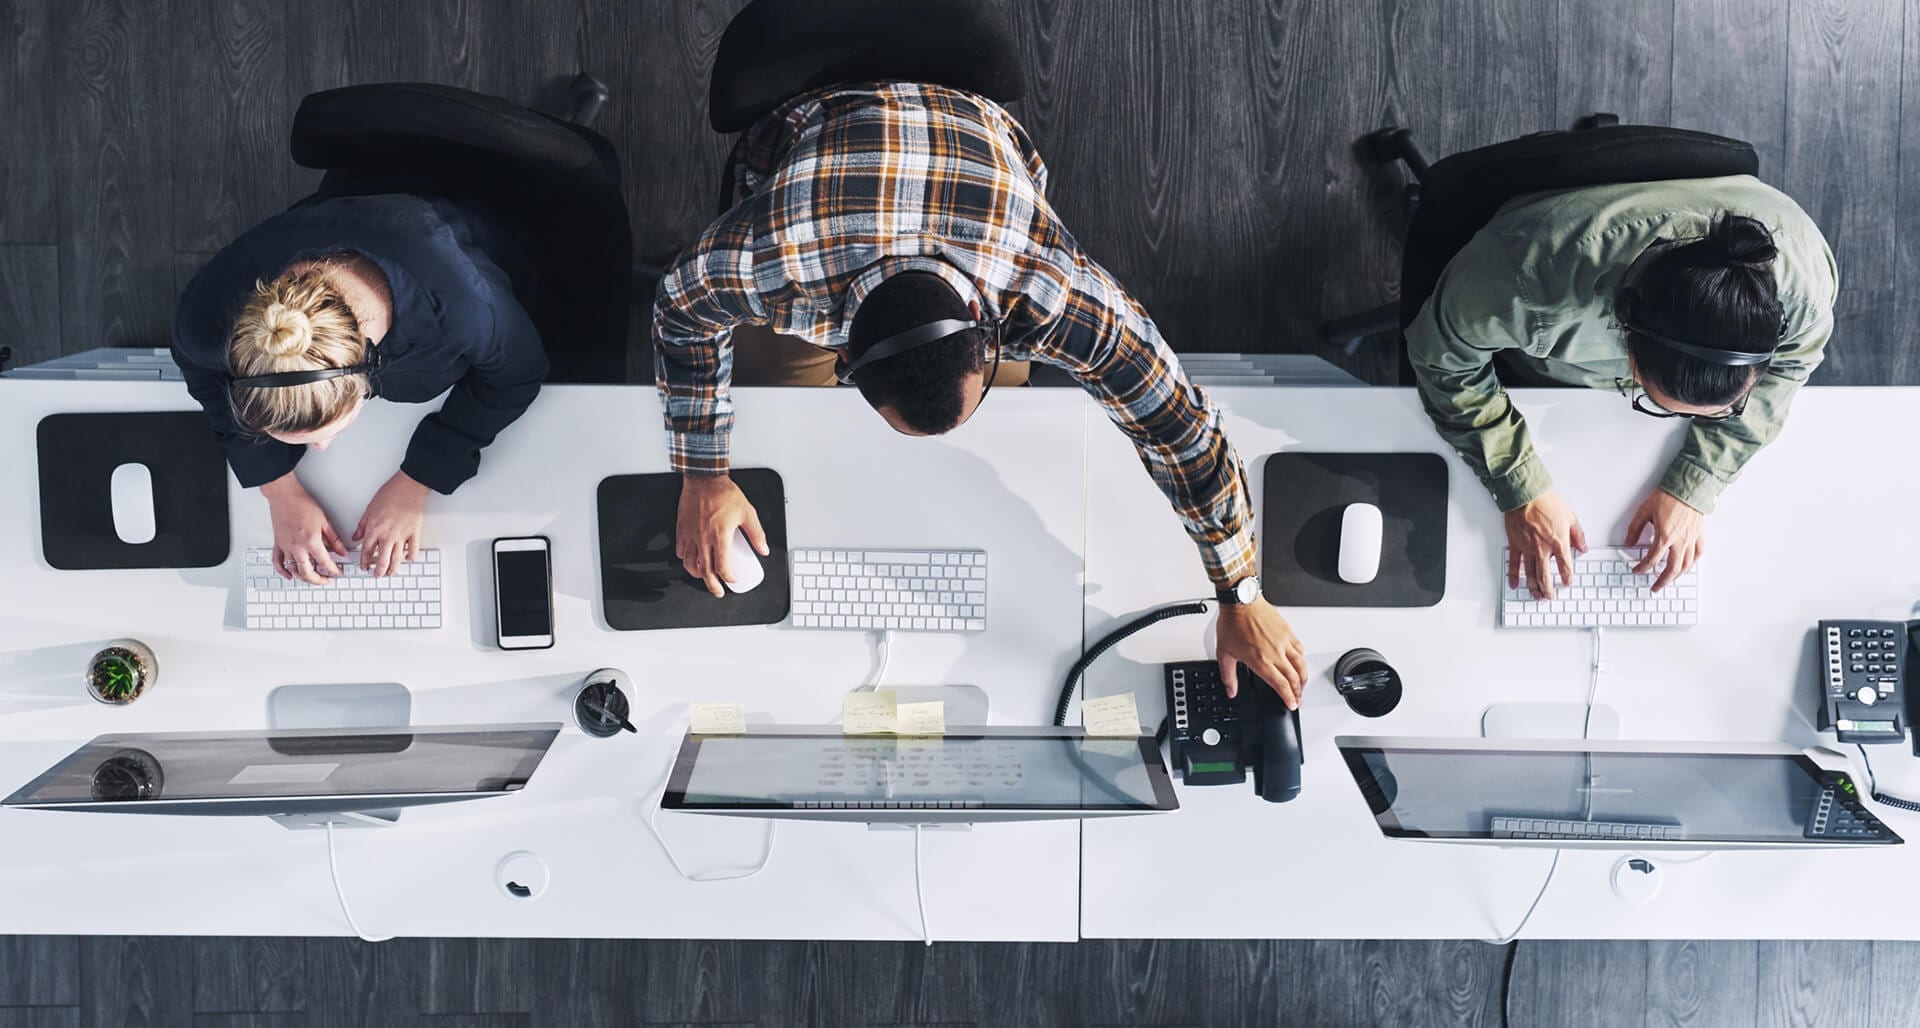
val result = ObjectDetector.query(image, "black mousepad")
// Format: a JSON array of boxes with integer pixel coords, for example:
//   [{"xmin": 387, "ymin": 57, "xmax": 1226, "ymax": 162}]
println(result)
[
  {"xmin": 596, "ymin": 469, "xmax": 790, "ymax": 630},
  {"xmin": 1261, "ymin": 452, "xmax": 1447, "ymax": 608},
  {"xmin": 37, "ymin": 412, "xmax": 231, "ymax": 571}
]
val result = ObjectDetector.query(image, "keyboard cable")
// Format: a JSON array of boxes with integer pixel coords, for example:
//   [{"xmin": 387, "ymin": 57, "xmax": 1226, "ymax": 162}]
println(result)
[{"xmin": 325, "ymin": 821, "xmax": 394, "ymax": 943}]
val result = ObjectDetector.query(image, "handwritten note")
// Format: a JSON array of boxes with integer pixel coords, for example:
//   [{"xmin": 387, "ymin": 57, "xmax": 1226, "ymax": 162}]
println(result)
[
  {"xmin": 895, "ymin": 700, "xmax": 946, "ymax": 736},
  {"xmin": 843, "ymin": 690, "xmax": 898, "ymax": 734},
  {"xmin": 1082, "ymin": 692, "xmax": 1142, "ymax": 737},
  {"xmin": 689, "ymin": 702, "xmax": 746, "ymax": 735}
]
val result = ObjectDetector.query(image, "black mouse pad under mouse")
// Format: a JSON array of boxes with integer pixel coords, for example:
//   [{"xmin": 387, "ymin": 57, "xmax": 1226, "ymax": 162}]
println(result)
[
  {"xmin": 1260, "ymin": 452, "xmax": 1447, "ymax": 608},
  {"xmin": 37, "ymin": 412, "xmax": 231, "ymax": 571},
  {"xmin": 597, "ymin": 469, "xmax": 790, "ymax": 630}
]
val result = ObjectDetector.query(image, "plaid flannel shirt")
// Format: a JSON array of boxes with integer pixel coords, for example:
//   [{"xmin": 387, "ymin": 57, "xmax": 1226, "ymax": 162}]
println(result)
[{"xmin": 652, "ymin": 82, "xmax": 1255, "ymax": 588}]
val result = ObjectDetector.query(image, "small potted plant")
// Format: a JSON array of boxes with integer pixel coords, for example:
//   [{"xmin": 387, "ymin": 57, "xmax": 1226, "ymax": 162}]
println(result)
[{"xmin": 86, "ymin": 640, "xmax": 156, "ymax": 705}]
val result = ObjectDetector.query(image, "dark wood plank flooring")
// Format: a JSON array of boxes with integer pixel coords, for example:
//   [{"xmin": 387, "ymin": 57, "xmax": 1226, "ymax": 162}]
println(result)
[
  {"xmin": 15, "ymin": 936, "xmax": 1917, "ymax": 1027},
  {"xmin": 3, "ymin": 0, "xmax": 1914, "ymax": 383},
  {"xmin": 3, "ymin": 0, "xmax": 1915, "ymax": 1023}
]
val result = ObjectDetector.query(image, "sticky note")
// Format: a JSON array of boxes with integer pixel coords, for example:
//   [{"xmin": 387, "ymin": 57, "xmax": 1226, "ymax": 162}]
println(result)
[
  {"xmin": 843, "ymin": 690, "xmax": 898, "ymax": 734},
  {"xmin": 1083, "ymin": 692, "xmax": 1142, "ymax": 737},
  {"xmin": 689, "ymin": 702, "xmax": 746, "ymax": 735},
  {"xmin": 895, "ymin": 700, "xmax": 946, "ymax": 736}
]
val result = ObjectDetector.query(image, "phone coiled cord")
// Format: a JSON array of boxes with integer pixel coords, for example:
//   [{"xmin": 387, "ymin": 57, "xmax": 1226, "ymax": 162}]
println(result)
[
  {"xmin": 1052, "ymin": 601, "xmax": 1210, "ymax": 727},
  {"xmin": 1857, "ymin": 745, "xmax": 1920, "ymax": 812}
]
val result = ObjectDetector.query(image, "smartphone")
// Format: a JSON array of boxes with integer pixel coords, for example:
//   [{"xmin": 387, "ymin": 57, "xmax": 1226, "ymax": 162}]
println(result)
[{"xmin": 493, "ymin": 536, "xmax": 554, "ymax": 650}]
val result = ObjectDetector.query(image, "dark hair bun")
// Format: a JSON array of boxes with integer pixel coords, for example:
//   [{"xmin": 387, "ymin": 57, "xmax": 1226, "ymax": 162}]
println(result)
[{"xmin": 1705, "ymin": 214, "xmax": 1777, "ymax": 268}]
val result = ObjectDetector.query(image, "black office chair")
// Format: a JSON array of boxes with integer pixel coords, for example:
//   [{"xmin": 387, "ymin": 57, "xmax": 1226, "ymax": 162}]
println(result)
[
  {"xmin": 706, "ymin": 0, "xmax": 1025, "ymax": 212},
  {"xmin": 290, "ymin": 76, "xmax": 631, "ymax": 384},
  {"xmin": 1320, "ymin": 114, "xmax": 1760, "ymax": 380}
]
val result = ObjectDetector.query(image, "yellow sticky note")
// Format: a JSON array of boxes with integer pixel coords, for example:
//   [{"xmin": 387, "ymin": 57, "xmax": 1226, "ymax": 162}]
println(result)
[
  {"xmin": 689, "ymin": 702, "xmax": 746, "ymax": 735},
  {"xmin": 1082, "ymin": 692, "xmax": 1142, "ymax": 737},
  {"xmin": 1081, "ymin": 738, "xmax": 1141, "ymax": 760},
  {"xmin": 895, "ymin": 700, "xmax": 946, "ymax": 736},
  {"xmin": 843, "ymin": 690, "xmax": 898, "ymax": 734}
]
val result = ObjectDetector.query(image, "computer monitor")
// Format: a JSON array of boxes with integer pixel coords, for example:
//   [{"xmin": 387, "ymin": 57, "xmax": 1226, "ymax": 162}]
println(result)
[
  {"xmin": 3, "ymin": 723, "xmax": 561, "ymax": 827},
  {"xmin": 662, "ymin": 726, "xmax": 1179, "ymax": 824},
  {"xmin": 1337, "ymin": 736, "xmax": 1902, "ymax": 848}
]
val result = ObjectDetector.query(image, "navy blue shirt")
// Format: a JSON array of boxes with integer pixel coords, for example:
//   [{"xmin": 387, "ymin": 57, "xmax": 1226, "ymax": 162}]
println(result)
[{"xmin": 171, "ymin": 193, "xmax": 549, "ymax": 494}]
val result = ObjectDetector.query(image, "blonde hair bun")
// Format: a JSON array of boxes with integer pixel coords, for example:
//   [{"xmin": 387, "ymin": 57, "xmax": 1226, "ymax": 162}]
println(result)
[{"xmin": 260, "ymin": 302, "xmax": 316, "ymax": 359}]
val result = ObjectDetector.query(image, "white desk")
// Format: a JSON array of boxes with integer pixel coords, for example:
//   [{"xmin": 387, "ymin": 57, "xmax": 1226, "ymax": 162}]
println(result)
[
  {"xmin": 0, "ymin": 381, "xmax": 1091, "ymax": 940},
  {"xmin": 1081, "ymin": 386, "xmax": 1920, "ymax": 939}
]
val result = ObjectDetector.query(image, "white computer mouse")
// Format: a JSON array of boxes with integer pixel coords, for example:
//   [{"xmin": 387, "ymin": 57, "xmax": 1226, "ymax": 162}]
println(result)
[
  {"xmin": 722, "ymin": 527, "xmax": 766, "ymax": 594},
  {"xmin": 1337, "ymin": 502, "xmax": 1382, "ymax": 585},
  {"xmin": 109, "ymin": 462, "xmax": 156, "ymax": 545}
]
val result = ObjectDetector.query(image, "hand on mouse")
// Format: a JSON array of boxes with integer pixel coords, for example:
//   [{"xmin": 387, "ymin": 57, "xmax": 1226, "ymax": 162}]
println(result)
[
  {"xmin": 1214, "ymin": 598, "xmax": 1308, "ymax": 709},
  {"xmin": 677, "ymin": 473, "xmax": 769, "ymax": 597},
  {"xmin": 1626, "ymin": 487, "xmax": 1704, "ymax": 592},
  {"xmin": 354, "ymin": 470, "xmax": 430, "ymax": 576},
  {"xmin": 260, "ymin": 471, "xmax": 348, "ymax": 586},
  {"xmin": 1503, "ymin": 491, "xmax": 1587, "ymax": 599}
]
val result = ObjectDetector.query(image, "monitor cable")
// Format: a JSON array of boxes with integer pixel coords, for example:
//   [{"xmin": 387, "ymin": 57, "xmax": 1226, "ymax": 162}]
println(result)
[
  {"xmin": 1054, "ymin": 601, "xmax": 1210, "ymax": 727},
  {"xmin": 1486, "ymin": 626, "xmax": 1607, "ymax": 949},
  {"xmin": 1855, "ymin": 744, "xmax": 1920, "ymax": 813},
  {"xmin": 913, "ymin": 823, "xmax": 933, "ymax": 946},
  {"xmin": 643, "ymin": 722, "xmax": 779, "ymax": 882},
  {"xmin": 325, "ymin": 821, "xmax": 394, "ymax": 944}
]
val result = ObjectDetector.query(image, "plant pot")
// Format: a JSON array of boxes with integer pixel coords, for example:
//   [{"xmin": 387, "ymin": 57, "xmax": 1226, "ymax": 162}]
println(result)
[{"xmin": 86, "ymin": 639, "xmax": 157, "ymax": 705}]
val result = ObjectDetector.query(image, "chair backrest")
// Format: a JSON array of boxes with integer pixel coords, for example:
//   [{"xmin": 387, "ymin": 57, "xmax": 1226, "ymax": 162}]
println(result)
[
  {"xmin": 1399, "ymin": 125, "xmax": 1760, "ymax": 327},
  {"xmin": 292, "ymin": 82, "xmax": 603, "ymax": 178},
  {"xmin": 709, "ymin": 0, "xmax": 1025, "ymax": 134}
]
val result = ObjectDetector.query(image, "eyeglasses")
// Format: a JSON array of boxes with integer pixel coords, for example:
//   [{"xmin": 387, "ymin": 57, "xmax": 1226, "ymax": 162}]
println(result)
[{"xmin": 1630, "ymin": 389, "xmax": 1746, "ymax": 422}]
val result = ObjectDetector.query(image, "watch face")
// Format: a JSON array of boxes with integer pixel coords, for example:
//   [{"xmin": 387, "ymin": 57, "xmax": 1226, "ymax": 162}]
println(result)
[{"xmin": 1236, "ymin": 577, "xmax": 1261, "ymax": 604}]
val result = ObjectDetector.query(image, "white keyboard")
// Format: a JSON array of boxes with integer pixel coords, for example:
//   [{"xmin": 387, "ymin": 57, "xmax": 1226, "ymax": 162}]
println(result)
[
  {"xmin": 242, "ymin": 547, "xmax": 444, "ymax": 630},
  {"xmin": 789, "ymin": 547, "xmax": 988, "ymax": 632},
  {"xmin": 1498, "ymin": 546, "xmax": 1698, "ymax": 628},
  {"xmin": 1490, "ymin": 816, "xmax": 1683, "ymax": 841}
]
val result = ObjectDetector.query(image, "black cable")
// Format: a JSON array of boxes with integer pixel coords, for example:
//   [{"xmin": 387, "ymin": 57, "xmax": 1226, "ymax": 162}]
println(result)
[
  {"xmin": 1499, "ymin": 941, "xmax": 1519, "ymax": 1027},
  {"xmin": 1857, "ymin": 745, "xmax": 1920, "ymax": 812},
  {"xmin": 1053, "ymin": 601, "xmax": 1209, "ymax": 727}
]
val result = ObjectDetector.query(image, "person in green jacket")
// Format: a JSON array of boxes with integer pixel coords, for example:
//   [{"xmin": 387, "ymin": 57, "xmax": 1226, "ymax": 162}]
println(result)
[{"xmin": 1406, "ymin": 176, "xmax": 1838, "ymax": 599}]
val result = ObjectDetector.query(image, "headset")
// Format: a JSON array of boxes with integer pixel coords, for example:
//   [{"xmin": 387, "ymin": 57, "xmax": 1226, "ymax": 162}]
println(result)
[
  {"xmin": 1616, "ymin": 289, "xmax": 1780, "ymax": 368},
  {"xmin": 836, "ymin": 317, "xmax": 1001, "ymax": 385},
  {"xmin": 229, "ymin": 340, "xmax": 386, "ymax": 397}
]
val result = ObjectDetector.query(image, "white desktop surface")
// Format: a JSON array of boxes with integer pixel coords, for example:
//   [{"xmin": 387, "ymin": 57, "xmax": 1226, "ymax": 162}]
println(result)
[
  {"xmin": 0, "ymin": 381, "xmax": 1095, "ymax": 939},
  {"xmin": 1081, "ymin": 386, "xmax": 1920, "ymax": 940}
]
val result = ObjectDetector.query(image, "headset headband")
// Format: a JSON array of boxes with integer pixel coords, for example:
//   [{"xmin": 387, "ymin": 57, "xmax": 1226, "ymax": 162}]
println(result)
[
  {"xmin": 842, "ymin": 318, "xmax": 983, "ymax": 378},
  {"xmin": 1617, "ymin": 291, "xmax": 1776, "ymax": 368},
  {"xmin": 230, "ymin": 342, "xmax": 385, "ymax": 394}
]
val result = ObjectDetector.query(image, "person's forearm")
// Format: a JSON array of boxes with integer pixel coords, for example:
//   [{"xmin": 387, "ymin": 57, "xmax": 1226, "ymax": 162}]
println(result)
[{"xmin": 258, "ymin": 469, "xmax": 305, "ymax": 502}]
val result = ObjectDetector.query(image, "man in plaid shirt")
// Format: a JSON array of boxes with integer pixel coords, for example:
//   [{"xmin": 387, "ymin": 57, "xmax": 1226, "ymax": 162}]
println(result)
[{"xmin": 652, "ymin": 82, "xmax": 1307, "ymax": 705}]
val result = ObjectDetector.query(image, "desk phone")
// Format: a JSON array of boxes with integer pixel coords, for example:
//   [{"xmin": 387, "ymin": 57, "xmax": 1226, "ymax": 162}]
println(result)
[
  {"xmin": 1817, "ymin": 619, "xmax": 1910, "ymax": 744},
  {"xmin": 1162, "ymin": 661, "xmax": 1302, "ymax": 803}
]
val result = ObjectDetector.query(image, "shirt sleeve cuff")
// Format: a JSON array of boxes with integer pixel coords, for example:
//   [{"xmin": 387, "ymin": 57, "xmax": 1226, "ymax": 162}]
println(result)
[
  {"xmin": 1657, "ymin": 460, "xmax": 1725, "ymax": 514},
  {"xmin": 1487, "ymin": 454, "xmax": 1554, "ymax": 513},
  {"xmin": 1198, "ymin": 523, "xmax": 1260, "ymax": 591},
  {"xmin": 670, "ymin": 430, "xmax": 732, "ymax": 477}
]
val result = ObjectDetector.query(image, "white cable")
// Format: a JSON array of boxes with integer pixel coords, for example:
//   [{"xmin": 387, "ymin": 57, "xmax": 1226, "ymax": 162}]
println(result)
[
  {"xmin": 643, "ymin": 735, "xmax": 777, "ymax": 881},
  {"xmin": 1484, "ymin": 627, "xmax": 1605, "ymax": 945},
  {"xmin": 865, "ymin": 629, "xmax": 893, "ymax": 691},
  {"xmin": 913, "ymin": 823, "xmax": 933, "ymax": 946},
  {"xmin": 325, "ymin": 821, "xmax": 394, "ymax": 943}
]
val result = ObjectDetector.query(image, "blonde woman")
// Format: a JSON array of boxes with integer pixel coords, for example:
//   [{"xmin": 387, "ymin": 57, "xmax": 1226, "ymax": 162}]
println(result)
[{"xmin": 171, "ymin": 193, "xmax": 549, "ymax": 585}]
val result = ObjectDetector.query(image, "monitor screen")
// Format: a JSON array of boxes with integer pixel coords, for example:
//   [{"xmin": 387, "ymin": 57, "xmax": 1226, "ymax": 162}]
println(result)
[
  {"xmin": 1337, "ymin": 738, "xmax": 1860, "ymax": 845},
  {"xmin": 4, "ymin": 724, "xmax": 560, "ymax": 809},
  {"xmin": 663, "ymin": 730, "xmax": 1177, "ymax": 813}
]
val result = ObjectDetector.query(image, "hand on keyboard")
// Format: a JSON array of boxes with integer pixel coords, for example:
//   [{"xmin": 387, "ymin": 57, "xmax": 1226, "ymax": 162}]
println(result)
[
  {"xmin": 1625, "ymin": 487, "xmax": 1704, "ymax": 592},
  {"xmin": 1502, "ymin": 491, "xmax": 1588, "ymax": 599},
  {"xmin": 261, "ymin": 472, "xmax": 349, "ymax": 586},
  {"xmin": 352, "ymin": 470, "xmax": 431, "ymax": 576}
]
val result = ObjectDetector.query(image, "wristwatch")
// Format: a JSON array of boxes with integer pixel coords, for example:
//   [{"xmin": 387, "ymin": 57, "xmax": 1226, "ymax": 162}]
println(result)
[{"xmin": 1216, "ymin": 575, "xmax": 1261, "ymax": 606}]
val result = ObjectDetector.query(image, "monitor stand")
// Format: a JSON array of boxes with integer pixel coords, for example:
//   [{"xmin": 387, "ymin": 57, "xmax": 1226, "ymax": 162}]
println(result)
[
  {"xmin": 1481, "ymin": 702, "xmax": 1620, "ymax": 740},
  {"xmin": 265, "ymin": 683, "xmax": 412, "ymax": 831}
]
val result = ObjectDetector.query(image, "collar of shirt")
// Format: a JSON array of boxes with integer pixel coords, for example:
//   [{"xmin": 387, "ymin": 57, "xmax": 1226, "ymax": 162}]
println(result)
[{"xmin": 836, "ymin": 254, "xmax": 990, "ymax": 350}]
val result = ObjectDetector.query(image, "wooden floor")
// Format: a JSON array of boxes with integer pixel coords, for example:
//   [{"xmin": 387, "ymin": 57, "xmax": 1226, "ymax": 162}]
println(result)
[
  {"xmin": 2, "ymin": 0, "xmax": 1917, "ymax": 1023},
  {"xmin": 1, "ymin": 936, "xmax": 1916, "ymax": 1026},
  {"xmin": 2, "ymin": 0, "xmax": 1915, "ymax": 383}
]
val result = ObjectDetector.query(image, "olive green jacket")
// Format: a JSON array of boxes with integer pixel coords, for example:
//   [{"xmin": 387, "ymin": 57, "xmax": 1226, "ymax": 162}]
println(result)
[{"xmin": 1405, "ymin": 175, "xmax": 1838, "ymax": 513}]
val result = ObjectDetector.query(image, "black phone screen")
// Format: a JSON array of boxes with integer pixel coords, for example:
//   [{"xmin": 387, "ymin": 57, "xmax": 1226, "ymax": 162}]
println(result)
[{"xmin": 495, "ymin": 547, "xmax": 552, "ymax": 638}]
